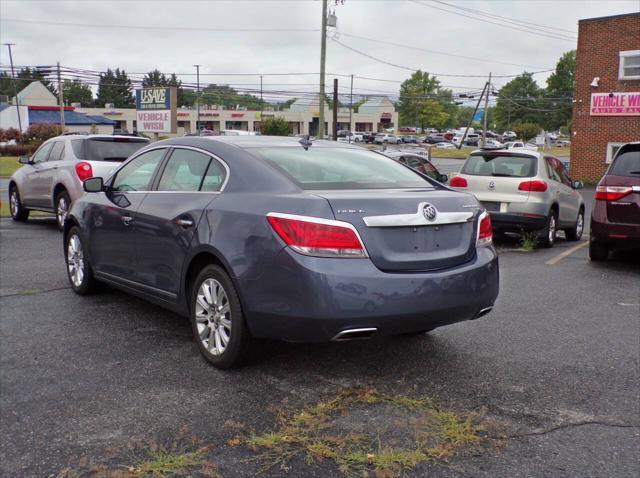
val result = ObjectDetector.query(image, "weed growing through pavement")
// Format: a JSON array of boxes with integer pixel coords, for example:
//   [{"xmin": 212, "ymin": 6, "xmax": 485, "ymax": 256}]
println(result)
[
  {"xmin": 243, "ymin": 388, "xmax": 489, "ymax": 477},
  {"xmin": 519, "ymin": 232, "xmax": 538, "ymax": 251}
]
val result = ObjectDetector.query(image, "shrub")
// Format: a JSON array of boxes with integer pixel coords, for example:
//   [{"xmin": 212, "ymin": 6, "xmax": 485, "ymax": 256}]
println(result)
[
  {"xmin": 0, "ymin": 128, "xmax": 22, "ymax": 142},
  {"xmin": 512, "ymin": 122, "xmax": 540, "ymax": 142},
  {"xmin": 0, "ymin": 145, "xmax": 35, "ymax": 156},
  {"xmin": 261, "ymin": 117, "xmax": 291, "ymax": 136},
  {"xmin": 23, "ymin": 124, "xmax": 63, "ymax": 148}
]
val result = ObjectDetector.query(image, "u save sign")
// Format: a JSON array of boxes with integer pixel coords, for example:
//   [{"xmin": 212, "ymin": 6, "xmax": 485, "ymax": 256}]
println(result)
[
  {"xmin": 135, "ymin": 87, "xmax": 177, "ymax": 133},
  {"xmin": 590, "ymin": 92, "xmax": 640, "ymax": 116}
]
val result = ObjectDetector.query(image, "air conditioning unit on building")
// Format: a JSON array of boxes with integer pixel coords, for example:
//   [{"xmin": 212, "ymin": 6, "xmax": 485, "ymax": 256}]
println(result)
[{"xmin": 105, "ymin": 103, "xmax": 115, "ymax": 109}]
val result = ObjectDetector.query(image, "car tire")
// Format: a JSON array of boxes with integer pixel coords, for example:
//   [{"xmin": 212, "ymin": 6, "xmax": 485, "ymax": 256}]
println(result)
[
  {"xmin": 564, "ymin": 208, "xmax": 584, "ymax": 241},
  {"xmin": 65, "ymin": 226, "xmax": 97, "ymax": 295},
  {"xmin": 589, "ymin": 241, "xmax": 609, "ymax": 261},
  {"xmin": 538, "ymin": 209, "xmax": 558, "ymax": 248},
  {"xmin": 55, "ymin": 190, "xmax": 71, "ymax": 231},
  {"xmin": 9, "ymin": 185, "xmax": 29, "ymax": 222},
  {"xmin": 190, "ymin": 265, "xmax": 252, "ymax": 369}
]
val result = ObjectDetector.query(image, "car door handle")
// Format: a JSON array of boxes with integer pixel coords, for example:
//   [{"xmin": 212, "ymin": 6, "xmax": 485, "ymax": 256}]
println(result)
[
  {"xmin": 176, "ymin": 218, "xmax": 194, "ymax": 228},
  {"xmin": 122, "ymin": 216, "xmax": 134, "ymax": 226}
]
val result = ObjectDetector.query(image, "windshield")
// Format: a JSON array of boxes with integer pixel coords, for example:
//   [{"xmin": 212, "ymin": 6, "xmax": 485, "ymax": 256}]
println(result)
[
  {"xmin": 82, "ymin": 138, "xmax": 149, "ymax": 162},
  {"xmin": 462, "ymin": 153, "xmax": 536, "ymax": 178},
  {"xmin": 249, "ymin": 147, "xmax": 432, "ymax": 190}
]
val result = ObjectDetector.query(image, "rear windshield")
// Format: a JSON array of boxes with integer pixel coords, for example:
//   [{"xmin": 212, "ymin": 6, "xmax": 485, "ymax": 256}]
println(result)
[
  {"xmin": 462, "ymin": 153, "xmax": 536, "ymax": 178},
  {"xmin": 72, "ymin": 138, "xmax": 149, "ymax": 162},
  {"xmin": 609, "ymin": 148, "xmax": 640, "ymax": 177},
  {"xmin": 249, "ymin": 147, "xmax": 431, "ymax": 190}
]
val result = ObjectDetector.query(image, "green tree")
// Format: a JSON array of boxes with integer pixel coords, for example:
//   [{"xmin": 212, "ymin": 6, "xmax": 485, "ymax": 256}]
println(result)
[
  {"xmin": 62, "ymin": 79, "xmax": 94, "ymax": 106},
  {"xmin": 279, "ymin": 98, "xmax": 297, "ymax": 110},
  {"xmin": 398, "ymin": 71, "xmax": 451, "ymax": 130},
  {"xmin": 0, "ymin": 68, "xmax": 57, "ymax": 98},
  {"xmin": 142, "ymin": 69, "xmax": 168, "ymax": 87},
  {"xmin": 540, "ymin": 50, "xmax": 575, "ymax": 131},
  {"xmin": 512, "ymin": 122, "xmax": 540, "ymax": 141},
  {"xmin": 494, "ymin": 73, "xmax": 541, "ymax": 130},
  {"xmin": 200, "ymin": 84, "xmax": 267, "ymax": 110},
  {"xmin": 96, "ymin": 68, "xmax": 134, "ymax": 108},
  {"xmin": 261, "ymin": 117, "xmax": 290, "ymax": 136}
]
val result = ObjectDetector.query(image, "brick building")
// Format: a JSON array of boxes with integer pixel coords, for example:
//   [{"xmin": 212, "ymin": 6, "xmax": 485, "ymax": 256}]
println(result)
[{"xmin": 571, "ymin": 12, "xmax": 640, "ymax": 182}]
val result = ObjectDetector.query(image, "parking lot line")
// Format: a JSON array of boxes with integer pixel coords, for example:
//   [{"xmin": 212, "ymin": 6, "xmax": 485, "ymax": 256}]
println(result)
[{"xmin": 545, "ymin": 241, "xmax": 589, "ymax": 265}]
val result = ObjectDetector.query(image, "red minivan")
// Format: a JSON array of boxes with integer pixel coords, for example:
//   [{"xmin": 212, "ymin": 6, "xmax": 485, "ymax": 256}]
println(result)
[{"xmin": 590, "ymin": 142, "xmax": 640, "ymax": 261}]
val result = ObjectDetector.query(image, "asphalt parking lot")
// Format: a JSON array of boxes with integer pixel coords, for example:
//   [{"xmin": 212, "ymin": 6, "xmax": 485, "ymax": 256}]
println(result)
[{"xmin": 1, "ymin": 193, "xmax": 639, "ymax": 477}]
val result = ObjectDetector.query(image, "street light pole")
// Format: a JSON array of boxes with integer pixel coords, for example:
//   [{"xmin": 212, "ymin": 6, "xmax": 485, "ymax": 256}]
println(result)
[
  {"xmin": 348, "ymin": 74, "xmax": 353, "ymax": 144},
  {"xmin": 57, "ymin": 61, "xmax": 65, "ymax": 130},
  {"xmin": 193, "ymin": 64, "xmax": 201, "ymax": 134},
  {"xmin": 4, "ymin": 43, "xmax": 23, "ymax": 134},
  {"xmin": 318, "ymin": 0, "xmax": 328, "ymax": 138},
  {"xmin": 260, "ymin": 74, "xmax": 263, "ymax": 133},
  {"xmin": 482, "ymin": 72, "xmax": 491, "ymax": 148}
]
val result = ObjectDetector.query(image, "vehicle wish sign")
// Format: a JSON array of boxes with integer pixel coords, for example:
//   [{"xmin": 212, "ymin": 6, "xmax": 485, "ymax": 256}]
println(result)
[
  {"xmin": 135, "ymin": 87, "xmax": 177, "ymax": 133},
  {"xmin": 590, "ymin": 92, "xmax": 640, "ymax": 116}
]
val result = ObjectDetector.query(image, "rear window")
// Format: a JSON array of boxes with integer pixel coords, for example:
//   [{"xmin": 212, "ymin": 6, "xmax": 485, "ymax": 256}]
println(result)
[
  {"xmin": 609, "ymin": 147, "xmax": 640, "ymax": 177},
  {"xmin": 73, "ymin": 138, "xmax": 150, "ymax": 162},
  {"xmin": 249, "ymin": 147, "xmax": 432, "ymax": 190},
  {"xmin": 462, "ymin": 153, "xmax": 536, "ymax": 178}
]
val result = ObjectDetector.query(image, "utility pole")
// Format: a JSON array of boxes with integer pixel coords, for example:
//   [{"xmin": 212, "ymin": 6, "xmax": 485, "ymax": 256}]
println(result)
[
  {"xmin": 57, "ymin": 62, "xmax": 65, "ymax": 130},
  {"xmin": 481, "ymin": 72, "xmax": 491, "ymax": 148},
  {"xmin": 193, "ymin": 64, "xmax": 201, "ymax": 134},
  {"xmin": 332, "ymin": 78, "xmax": 338, "ymax": 141},
  {"xmin": 318, "ymin": 0, "xmax": 328, "ymax": 138},
  {"xmin": 260, "ymin": 74, "xmax": 263, "ymax": 133},
  {"xmin": 348, "ymin": 74, "xmax": 353, "ymax": 144},
  {"xmin": 4, "ymin": 43, "xmax": 22, "ymax": 134}
]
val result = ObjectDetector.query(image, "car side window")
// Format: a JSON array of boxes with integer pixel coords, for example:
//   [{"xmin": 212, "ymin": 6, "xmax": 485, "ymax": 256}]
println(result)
[
  {"xmin": 421, "ymin": 160, "xmax": 439, "ymax": 180},
  {"xmin": 545, "ymin": 157, "xmax": 562, "ymax": 183},
  {"xmin": 48, "ymin": 141, "xmax": 65, "ymax": 161},
  {"xmin": 157, "ymin": 149, "xmax": 211, "ymax": 192},
  {"xmin": 32, "ymin": 142, "xmax": 54, "ymax": 164},
  {"xmin": 406, "ymin": 156, "xmax": 422, "ymax": 169},
  {"xmin": 201, "ymin": 159, "xmax": 227, "ymax": 192},
  {"xmin": 112, "ymin": 149, "xmax": 166, "ymax": 192},
  {"xmin": 555, "ymin": 160, "xmax": 572, "ymax": 187}
]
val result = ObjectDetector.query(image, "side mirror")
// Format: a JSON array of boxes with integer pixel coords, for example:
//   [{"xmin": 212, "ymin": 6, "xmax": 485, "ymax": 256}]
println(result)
[
  {"xmin": 573, "ymin": 180, "xmax": 584, "ymax": 190},
  {"xmin": 83, "ymin": 177, "xmax": 104, "ymax": 193},
  {"xmin": 439, "ymin": 174, "xmax": 448, "ymax": 183},
  {"xmin": 18, "ymin": 155, "xmax": 31, "ymax": 165}
]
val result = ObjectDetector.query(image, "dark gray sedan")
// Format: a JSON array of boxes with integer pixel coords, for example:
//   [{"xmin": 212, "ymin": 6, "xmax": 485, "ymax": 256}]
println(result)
[{"xmin": 64, "ymin": 136, "xmax": 499, "ymax": 368}]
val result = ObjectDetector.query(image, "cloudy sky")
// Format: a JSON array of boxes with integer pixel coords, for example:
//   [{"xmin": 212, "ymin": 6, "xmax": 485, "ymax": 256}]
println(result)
[{"xmin": 0, "ymin": 0, "xmax": 638, "ymax": 103}]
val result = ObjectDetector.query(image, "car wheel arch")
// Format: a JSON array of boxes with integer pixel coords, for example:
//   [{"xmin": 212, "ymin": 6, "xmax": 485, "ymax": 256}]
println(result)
[{"xmin": 53, "ymin": 183, "xmax": 68, "ymax": 204}]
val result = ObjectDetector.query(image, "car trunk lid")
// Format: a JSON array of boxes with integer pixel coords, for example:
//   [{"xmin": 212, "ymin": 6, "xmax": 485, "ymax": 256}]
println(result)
[
  {"xmin": 314, "ymin": 189, "xmax": 479, "ymax": 272},
  {"xmin": 602, "ymin": 147, "xmax": 640, "ymax": 225}
]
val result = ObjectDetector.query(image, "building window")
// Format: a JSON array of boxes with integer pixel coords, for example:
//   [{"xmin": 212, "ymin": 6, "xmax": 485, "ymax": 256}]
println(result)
[
  {"xmin": 606, "ymin": 142, "xmax": 625, "ymax": 164},
  {"xmin": 619, "ymin": 50, "xmax": 640, "ymax": 80}
]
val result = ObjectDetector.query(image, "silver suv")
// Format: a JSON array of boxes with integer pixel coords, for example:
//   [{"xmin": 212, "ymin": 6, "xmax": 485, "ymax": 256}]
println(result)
[
  {"xmin": 449, "ymin": 150, "xmax": 585, "ymax": 247},
  {"xmin": 8, "ymin": 134, "xmax": 149, "ymax": 229}
]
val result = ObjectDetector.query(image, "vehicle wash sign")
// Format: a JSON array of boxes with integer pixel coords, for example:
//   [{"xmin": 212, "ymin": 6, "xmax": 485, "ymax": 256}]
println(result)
[{"xmin": 135, "ymin": 87, "xmax": 177, "ymax": 133}]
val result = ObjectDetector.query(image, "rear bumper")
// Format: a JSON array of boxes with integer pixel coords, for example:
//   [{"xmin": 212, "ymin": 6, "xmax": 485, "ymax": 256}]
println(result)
[
  {"xmin": 488, "ymin": 212, "xmax": 547, "ymax": 232},
  {"xmin": 590, "ymin": 210, "xmax": 640, "ymax": 246},
  {"xmin": 242, "ymin": 247, "xmax": 499, "ymax": 342}
]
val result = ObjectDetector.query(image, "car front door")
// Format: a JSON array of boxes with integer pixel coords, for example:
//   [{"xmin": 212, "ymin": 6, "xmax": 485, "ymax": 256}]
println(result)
[
  {"xmin": 22, "ymin": 142, "xmax": 54, "ymax": 207},
  {"xmin": 89, "ymin": 147, "xmax": 168, "ymax": 282},
  {"xmin": 134, "ymin": 147, "xmax": 228, "ymax": 297}
]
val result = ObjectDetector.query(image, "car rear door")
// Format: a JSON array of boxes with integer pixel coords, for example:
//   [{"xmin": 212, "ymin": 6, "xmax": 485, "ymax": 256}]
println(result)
[
  {"xmin": 38, "ymin": 140, "xmax": 66, "ymax": 207},
  {"xmin": 548, "ymin": 156, "xmax": 580, "ymax": 225},
  {"xmin": 89, "ymin": 147, "xmax": 168, "ymax": 282},
  {"xmin": 544, "ymin": 156, "xmax": 573, "ymax": 224},
  {"xmin": 134, "ymin": 147, "xmax": 227, "ymax": 296}
]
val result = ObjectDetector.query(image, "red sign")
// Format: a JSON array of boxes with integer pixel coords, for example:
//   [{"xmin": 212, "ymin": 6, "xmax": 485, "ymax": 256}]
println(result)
[
  {"xmin": 231, "ymin": 113, "xmax": 244, "ymax": 118},
  {"xmin": 590, "ymin": 92, "xmax": 640, "ymax": 116},
  {"xmin": 381, "ymin": 112, "xmax": 392, "ymax": 119}
]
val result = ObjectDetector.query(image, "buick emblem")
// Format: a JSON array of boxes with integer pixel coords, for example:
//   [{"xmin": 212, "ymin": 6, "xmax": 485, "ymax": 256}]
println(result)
[
  {"xmin": 422, "ymin": 203, "xmax": 438, "ymax": 222},
  {"xmin": 488, "ymin": 181, "xmax": 495, "ymax": 190}
]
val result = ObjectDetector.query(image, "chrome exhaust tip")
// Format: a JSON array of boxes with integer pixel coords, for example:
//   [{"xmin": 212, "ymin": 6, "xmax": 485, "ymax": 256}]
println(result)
[
  {"xmin": 331, "ymin": 327, "xmax": 378, "ymax": 341},
  {"xmin": 474, "ymin": 306, "xmax": 493, "ymax": 319}
]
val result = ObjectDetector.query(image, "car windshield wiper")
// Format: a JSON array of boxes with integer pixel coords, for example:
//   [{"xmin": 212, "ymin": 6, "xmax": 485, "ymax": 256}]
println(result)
[
  {"xmin": 491, "ymin": 173, "xmax": 514, "ymax": 177},
  {"xmin": 627, "ymin": 170, "xmax": 640, "ymax": 174}
]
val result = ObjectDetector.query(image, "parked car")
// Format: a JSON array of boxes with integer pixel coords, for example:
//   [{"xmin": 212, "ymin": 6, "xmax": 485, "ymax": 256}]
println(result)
[
  {"xmin": 425, "ymin": 133, "xmax": 445, "ymax": 144},
  {"xmin": 589, "ymin": 142, "xmax": 640, "ymax": 261},
  {"xmin": 384, "ymin": 151, "xmax": 448, "ymax": 183},
  {"xmin": 337, "ymin": 132, "xmax": 364, "ymax": 143},
  {"xmin": 8, "ymin": 134, "xmax": 150, "ymax": 229},
  {"xmin": 434, "ymin": 142, "xmax": 456, "ymax": 149},
  {"xmin": 363, "ymin": 132, "xmax": 379, "ymax": 143},
  {"xmin": 502, "ymin": 131, "xmax": 517, "ymax": 139},
  {"xmin": 449, "ymin": 150, "xmax": 585, "ymax": 247},
  {"xmin": 483, "ymin": 139, "xmax": 504, "ymax": 149},
  {"xmin": 374, "ymin": 133, "xmax": 402, "ymax": 144},
  {"xmin": 504, "ymin": 141, "xmax": 537, "ymax": 151},
  {"xmin": 401, "ymin": 135, "xmax": 419, "ymax": 144},
  {"xmin": 63, "ymin": 136, "xmax": 499, "ymax": 368}
]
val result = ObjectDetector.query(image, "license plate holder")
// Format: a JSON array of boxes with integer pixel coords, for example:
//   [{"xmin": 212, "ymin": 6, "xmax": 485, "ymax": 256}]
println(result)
[{"xmin": 482, "ymin": 201, "xmax": 500, "ymax": 212}]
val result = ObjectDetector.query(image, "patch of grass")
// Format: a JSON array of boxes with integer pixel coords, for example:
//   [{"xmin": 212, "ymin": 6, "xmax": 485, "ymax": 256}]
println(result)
[
  {"xmin": 244, "ymin": 388, "xmax": 489, "ymax": 477},
  {"xmin": 130, "ymin": 447, "xmax": 208, "ymax": 477},
  {"xmin": 0, "ymin": 156, "xmax": 21, "ymax": 177},
  {"xmin": 519, "ymin": 232, "xmax": 538, "ymax": 251}
]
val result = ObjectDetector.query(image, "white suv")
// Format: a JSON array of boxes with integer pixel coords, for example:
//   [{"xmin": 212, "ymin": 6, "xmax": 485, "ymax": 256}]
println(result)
[{"xmin": 8, "ymin": 134, "xmax": 149, "ymax": 229}]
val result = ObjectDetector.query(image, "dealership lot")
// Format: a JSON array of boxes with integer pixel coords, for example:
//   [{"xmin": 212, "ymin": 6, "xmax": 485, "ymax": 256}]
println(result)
[{"xmin": 1, "ymin": 203, "xmax": 638, "ymax": 477}]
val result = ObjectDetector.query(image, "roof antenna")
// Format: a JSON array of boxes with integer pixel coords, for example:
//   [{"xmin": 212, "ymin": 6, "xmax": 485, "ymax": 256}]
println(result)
[{"xmin": 299, "ymin": 134, "xmax": 313, "ymax": 150}]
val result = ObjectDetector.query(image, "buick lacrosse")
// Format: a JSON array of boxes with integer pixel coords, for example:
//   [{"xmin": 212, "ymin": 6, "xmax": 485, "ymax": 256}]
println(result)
[{"xmin": 64, "ymin": 136, "xmax": 499, "ymax": 368}]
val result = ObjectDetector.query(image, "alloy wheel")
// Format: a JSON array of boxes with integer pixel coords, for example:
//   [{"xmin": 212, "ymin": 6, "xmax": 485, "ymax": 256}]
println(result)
[
  {"xmin": 576, "ymin": 213, "xmax": 584, "ymax": 238},
  {"xmin": 9, "ymin": 190, "xmax": 18, "ymax": 217},
  {"xmin": 548, "ymin": 215, "xmax": 556, "ymax": 243},
  {"xmin": 57, "ymin": 196, "xmax": 68, "ymax": 228},
  {"xmin": 67, "ymin": 234, "xmax": 85, "ymax": 287},
  {"xmin": 195, "ymin": 278, "xmax": 231, "ymax": 356}
]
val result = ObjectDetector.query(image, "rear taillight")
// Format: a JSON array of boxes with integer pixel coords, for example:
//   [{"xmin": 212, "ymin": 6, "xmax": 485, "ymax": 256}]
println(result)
[
  {"xmin": 594, "ymin": 186, "xmax": 633, "ymax": 201},
  {"xmin": 75, "ymin": 161, "xmax": 93, "ymax": 182},
  {"xmin": 267, "ymin": 213, "xmax": 367, "ymax": 258},
  {"xmin": 518, "ymin": 180, "xmax": 548, "ymax": 192},
  {"xmin": 477, "ymin": 211, "xmax": 493, "ymax": 247},
  {"xmin": 449, "ymin": 176, "xmax": 468, "ymax": 188}
]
